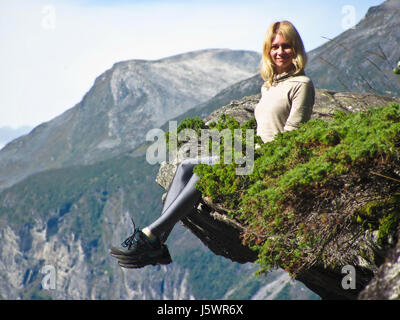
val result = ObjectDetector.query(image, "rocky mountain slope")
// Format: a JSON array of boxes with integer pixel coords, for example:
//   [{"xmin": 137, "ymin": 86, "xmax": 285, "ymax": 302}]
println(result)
[
  {"xmin": 0, "ymin": 49, "xmax": 260, "ymax": 191},
  {"xmin": 0, "ymin": 126, "xmax": 32, "ymax": 151},
  {"xmin": 306, "ymin": 0, "xmax": 400, "ymax": 96}
]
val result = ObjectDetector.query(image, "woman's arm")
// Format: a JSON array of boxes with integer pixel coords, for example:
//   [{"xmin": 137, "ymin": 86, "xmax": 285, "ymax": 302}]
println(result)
[{"xmin": 284, "ymin": 80, "xmax": 315, "ymax": 132}]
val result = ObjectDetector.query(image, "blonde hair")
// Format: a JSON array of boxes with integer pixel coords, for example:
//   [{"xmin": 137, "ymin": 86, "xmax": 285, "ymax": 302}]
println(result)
[{"xmin": 260, "ymin": 21, "xmax": 307, "ymax": 88}]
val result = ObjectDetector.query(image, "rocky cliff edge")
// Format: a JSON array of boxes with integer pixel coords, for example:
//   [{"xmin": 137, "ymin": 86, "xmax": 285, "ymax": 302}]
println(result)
[{"xmin": 155, "ymin": 89, "xmax": 400, "ymax": 300}]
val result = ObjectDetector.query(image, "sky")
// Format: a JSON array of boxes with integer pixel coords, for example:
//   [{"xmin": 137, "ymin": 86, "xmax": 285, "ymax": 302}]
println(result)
[{"xmin": 0, "ymin": 0, "xmax": 384, "ymax": 129}]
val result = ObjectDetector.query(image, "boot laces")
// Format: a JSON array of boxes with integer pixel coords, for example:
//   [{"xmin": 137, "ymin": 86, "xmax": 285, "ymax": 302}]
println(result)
[{"xmin": 121, "ymin": 218, "xmax": 140, "ymax": 249}]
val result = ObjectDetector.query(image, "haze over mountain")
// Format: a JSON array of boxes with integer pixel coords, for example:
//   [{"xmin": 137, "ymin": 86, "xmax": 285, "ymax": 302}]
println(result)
[{"xmin": 0, "ymin": 126, "xmax": 32, "ymax": 150}]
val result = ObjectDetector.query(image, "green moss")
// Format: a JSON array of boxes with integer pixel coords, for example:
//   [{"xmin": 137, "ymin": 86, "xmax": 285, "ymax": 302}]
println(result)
[
  {"xmin": 356, "ymin": 200, "xmax": 387, "ymax": 230},
  {"xmin": 377, "ymin": 194, "xmax": 400, "ymax": 245},
  {"xmin": 356, "ymin": 193, "xmax": 400, "ymax": 246},
  {"xmin": 359, "ymin": 248, "xmax": 375, "ymax": 265},
  {"xmin": 165, "ymin": 117, "xmax": 207, "ymax": 149},
  {"xmin": 193, "ymin": 102, "xmax": 400, "ymax": 275},
  {"xmin": 378, "ymin": 211, "xmax": 399, "ymax": 245},
  {"xmin": 166, "ymin": 114, "xmax": 259, "ymax": 157}
]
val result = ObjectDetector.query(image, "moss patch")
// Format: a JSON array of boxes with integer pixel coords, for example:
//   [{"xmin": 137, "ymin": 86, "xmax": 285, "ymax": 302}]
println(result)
[{"xmin": 356, "ymin": 193, "xmax": 400, "ymax": 246}]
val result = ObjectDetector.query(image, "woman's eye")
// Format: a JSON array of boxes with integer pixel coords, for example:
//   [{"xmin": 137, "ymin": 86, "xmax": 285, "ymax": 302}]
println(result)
[{"xmin": 271, "ymin": 44, "xmax": 291, "ymax": 50}]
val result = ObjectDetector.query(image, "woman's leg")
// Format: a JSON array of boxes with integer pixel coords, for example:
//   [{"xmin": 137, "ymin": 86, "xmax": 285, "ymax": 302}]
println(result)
[
  {"xmin": 146, "ymin": 156, "xmax": 218, "ymax": 242},
  {"xmin": 110, "ymin": 156, "xmax": 218, "ymax": 268}
]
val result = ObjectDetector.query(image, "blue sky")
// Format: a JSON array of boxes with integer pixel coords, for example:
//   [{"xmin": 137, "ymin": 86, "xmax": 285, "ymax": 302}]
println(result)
[{"xmin": 0, "ymin": 0, "xmax": 383, "ymax": 129}]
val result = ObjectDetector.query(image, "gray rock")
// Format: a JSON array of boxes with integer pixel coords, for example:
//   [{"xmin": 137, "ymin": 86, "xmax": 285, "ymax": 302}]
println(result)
[{"xmin": 358, "ymin": 231, "xmax": 400, "ymax": 300}]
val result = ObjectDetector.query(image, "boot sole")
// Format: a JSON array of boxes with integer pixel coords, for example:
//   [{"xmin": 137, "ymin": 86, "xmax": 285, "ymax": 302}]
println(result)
[
  {"xmin": 110, "ymin": 246, "xmax": 172, "ymax": 268},
  {"xmin": 109, "ymin": 247, "xmax": 164, "ymax": 261},
  {"xmin": 117, "ymin": 256, "xmax": 172, "ymax": 269}
]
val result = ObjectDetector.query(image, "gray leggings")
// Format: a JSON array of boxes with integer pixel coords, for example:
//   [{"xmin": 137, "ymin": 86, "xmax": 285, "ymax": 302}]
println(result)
[{"xmin": 148, "ymin": 156, "xmax": 218, "ymax": 242}]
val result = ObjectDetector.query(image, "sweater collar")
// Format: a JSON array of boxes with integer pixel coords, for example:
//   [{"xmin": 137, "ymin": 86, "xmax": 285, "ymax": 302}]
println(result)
[{"xmin": 272, "ymin": 69, "xmax": 305, "ymax": 85}]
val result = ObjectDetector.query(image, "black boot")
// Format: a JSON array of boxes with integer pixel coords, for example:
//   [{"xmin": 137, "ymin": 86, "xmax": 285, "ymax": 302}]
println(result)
[{"xmin": 110, "ymin": 219, "xmax": 172, "ymax": 268}]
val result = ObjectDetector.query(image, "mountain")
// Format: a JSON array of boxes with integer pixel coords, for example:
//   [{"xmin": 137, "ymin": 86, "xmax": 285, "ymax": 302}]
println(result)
[
  {"xmin": 0, "ymin": 49, "xmax": 260, "ymax": 192},
  {"xmin": 306, "ymin": 0, "xmax": 400, "ymax": 96},
  {"xmin": 0, "ymin": 133, "xmax": 315, "ymax": 300},
  {"xmin": 0, "ymin": 126, "xmax": 32, "ymax": 150},
  {"xmin": 0, "ymin": 0, "xmax": 398, "ymax": 301},
  {"xmin": 1, "ymin": 49, "xmax": 312, "ymax": 300},
  {"xmin": 159, "ymin": 73, "xmax": 264, "ymax": 132}
]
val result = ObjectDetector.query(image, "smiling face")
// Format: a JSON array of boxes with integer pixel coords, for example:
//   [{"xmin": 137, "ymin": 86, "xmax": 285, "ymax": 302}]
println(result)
[{"xmin": 270, "ymin": 34, "xmax": 295, "ymax": 74}]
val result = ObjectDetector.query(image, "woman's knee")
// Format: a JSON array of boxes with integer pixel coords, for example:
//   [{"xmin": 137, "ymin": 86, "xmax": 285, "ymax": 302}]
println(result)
[
  {"xmin": 180, "ymin": 156, "xmax": 218, "ymax": 166},
  {"xmin": 178, "ymin": 156, "xmax": 218, "ymax": 178},
  {"xmin": 179, "ymin": 158, "xmax": 200, "ymax": 172}
]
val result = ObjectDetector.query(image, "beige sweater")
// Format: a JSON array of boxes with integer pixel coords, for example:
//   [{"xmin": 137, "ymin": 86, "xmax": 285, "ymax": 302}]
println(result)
[{"xmin": 255, "ymin": 71, "xmax": 315, "ymax": 143}]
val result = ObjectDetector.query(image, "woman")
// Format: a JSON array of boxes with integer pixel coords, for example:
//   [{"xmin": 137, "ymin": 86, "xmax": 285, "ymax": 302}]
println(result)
[{"xmin": 110, "ymin": 20, "xmax": 315, "ymax": 268}]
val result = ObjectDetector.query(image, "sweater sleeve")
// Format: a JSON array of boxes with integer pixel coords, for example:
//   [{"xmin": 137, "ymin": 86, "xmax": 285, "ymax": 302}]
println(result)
[{"xmin": 284, "ymin": 80, "xmax": 315, "ymax": 132}]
